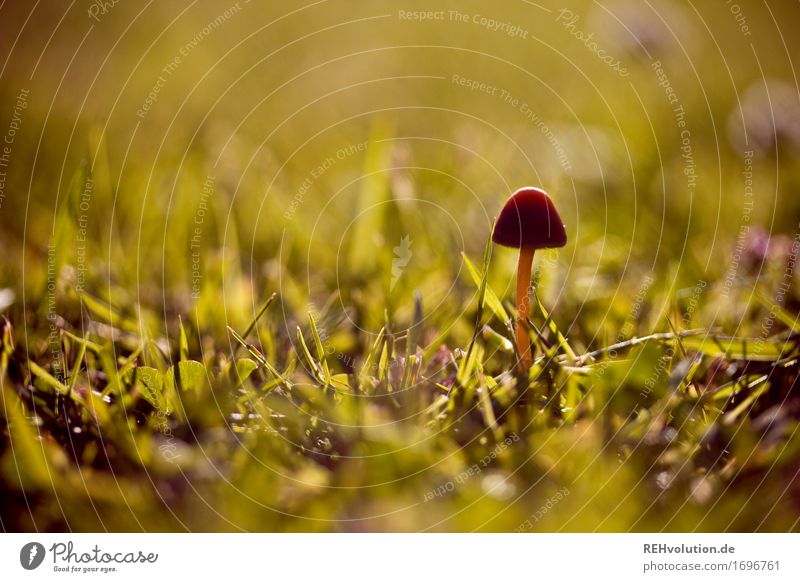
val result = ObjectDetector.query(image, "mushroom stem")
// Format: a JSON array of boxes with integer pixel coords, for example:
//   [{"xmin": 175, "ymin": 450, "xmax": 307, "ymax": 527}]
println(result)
[{"xmin": 515, "ymin": 246, "xmax": 535, "ymax": 371}]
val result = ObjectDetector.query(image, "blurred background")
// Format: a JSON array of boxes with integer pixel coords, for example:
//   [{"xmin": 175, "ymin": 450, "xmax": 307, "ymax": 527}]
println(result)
[
  {"xmin": 1, "ymin": 1, "xmax": 799, "ymax": 333},
  {"xmin": 1, "ymin": 0, "xmax": 799, "ymax": 532}
]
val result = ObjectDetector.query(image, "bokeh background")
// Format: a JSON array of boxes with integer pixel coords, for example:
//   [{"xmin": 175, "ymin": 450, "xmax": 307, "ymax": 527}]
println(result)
[{"xmin": 1, "ymin": 0, "xmax": 799, "ymax": 532}]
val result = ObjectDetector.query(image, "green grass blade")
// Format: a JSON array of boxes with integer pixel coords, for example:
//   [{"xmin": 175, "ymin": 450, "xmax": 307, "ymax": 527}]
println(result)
[
  {"xmin": 241, "ymin": 291, "xmax": 277, "ymax": 341},
  {"xmin": 533, "ymin": 291, "xmax": 577, "ymax": 361},
  {"xmin": 462, "ymin": 250, "xmax": 508, "ymax": 322},
  {"xmin": 227, "ymin": 326, "xmax": 284, "ymax": 381},
  {"xmin": 29, "ymin": 361, "xmax": 69, "ymax": 395},
  {"xmin": 308, "ymin": 312, "xmax": 332, "ymax": 386},
  {"xmin": 360, "ymin": 326, "xmax": 385, "ymax": 382},
  {"xmin": 723, "ymin": 375, "xmax": 770, "ymax": 425},
  {"xmin": 754, "ymin": 292, "xmax": 800, "ymax": 332},
  {"xmin": 178, "ymin": 315, "xmax": 189, "ymax": 361},
  {"xmin": 296, "ymin": 326, "xmax": 324, "ymax": 384}
]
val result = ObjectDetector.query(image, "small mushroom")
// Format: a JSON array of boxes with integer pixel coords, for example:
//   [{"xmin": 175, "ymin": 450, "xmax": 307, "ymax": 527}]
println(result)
[{"xmin": 492, "ymin": 187, "xmax": 567, "ymax": 370}]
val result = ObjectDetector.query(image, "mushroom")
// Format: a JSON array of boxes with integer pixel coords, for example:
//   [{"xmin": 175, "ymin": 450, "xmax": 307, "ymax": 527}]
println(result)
[{"xmin": 492, "ymin": 187, "xmax": 567, "ymax": 370}]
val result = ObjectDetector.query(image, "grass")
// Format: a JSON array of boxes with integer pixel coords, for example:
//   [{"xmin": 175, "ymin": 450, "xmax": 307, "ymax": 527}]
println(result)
[
  {"xmin": 1, "ymin": 0, "xmax": 800, "ymax": 532},
  {"xmin": 2, "ymin": 186, "xmax": 799, "ymax": 531}
]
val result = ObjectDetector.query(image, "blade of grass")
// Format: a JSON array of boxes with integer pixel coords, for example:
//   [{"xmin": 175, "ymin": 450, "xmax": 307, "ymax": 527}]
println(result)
[
  {"xmin": 461, "ymin": 228, "xmax": 495, "ymax": 388},
  {"xmin": 1, "ymin": 318, "xmax": 13, "ymax": 377},
  {"xmin": 723, "ymin": 375, "xmax": 770, "ymax": 425},
  {"xmin": 239, "ymin": 292, "xmax": 278, "ymax": 347},
  {"xmin": 62, "ymin": 330, "xmax": 102, "ymax": 354},
  {"xmin": 227, "ymin": 326, "xmax": 285, "ymax": 383},
  {"xmin": 401, "ymin": 291, "xmax": 424, "ymax": 391},
  {"xmin": 178, "ymin": 315, "xmax": 189, "ymax": 361},
  {"xmin": 477, "ymin": 367, "xmax": 503, "ymax": 440},
  {"xmin": 360, "ymin": 326, "xmax": 385, "ymax": 382},
  {"xmin": 754, "ymin": 292, "xmax": 800, "ymax": 332},
  {"xmin": 681, "ymin": 335, "xmax": 792, "ymax": 361},
  {"xmin": 29, "ymin": 361, "xmax": 69, "ymax": 395},
  {"xmin": 665, "ymin": 315, "xmax": 687, "ymax": 358},
  {"xmin": 308, "ymin": 312, "xmax": 332, "ymax": 386},
  {"xmin": 296, "ymin": 326, "xmax": 325, "ymax": 385},
  {"xmin": 532, "ymin": 291, "xmax": 577, "ymax": 361},
  {"xmin": 462, "ymin": 249, "xmax": 508, "ymax": 322},
  {"xmin": 67, "ymin": 342, "xmax": 87, "ymax": 393}
]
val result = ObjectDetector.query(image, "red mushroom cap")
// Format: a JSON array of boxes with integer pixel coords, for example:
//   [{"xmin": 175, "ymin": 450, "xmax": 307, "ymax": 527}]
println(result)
[{"xmin": 491, "ymin": 187, "xmax": 567, "ymax": 249}]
